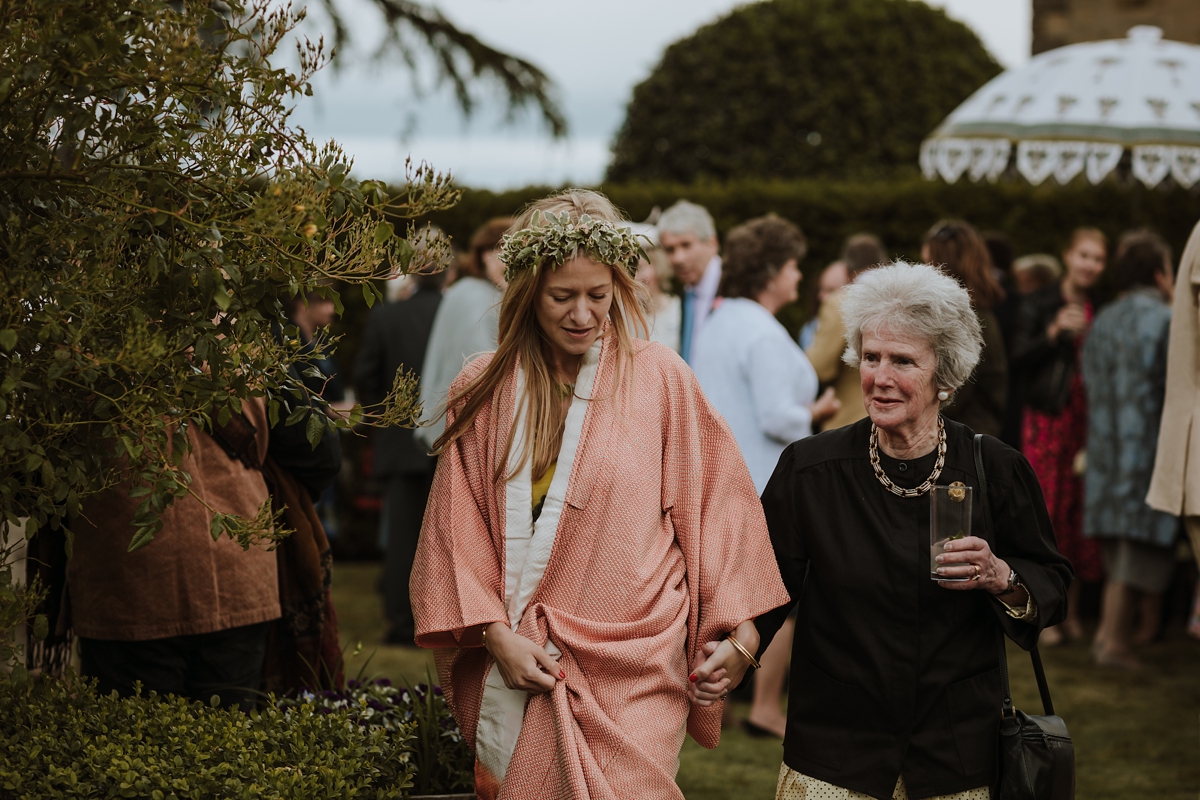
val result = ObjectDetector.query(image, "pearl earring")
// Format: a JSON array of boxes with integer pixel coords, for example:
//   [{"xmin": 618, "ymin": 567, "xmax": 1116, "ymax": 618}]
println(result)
[{"xmin": 937, "ymin": 390, "xmax": 949, "ymax": 402}]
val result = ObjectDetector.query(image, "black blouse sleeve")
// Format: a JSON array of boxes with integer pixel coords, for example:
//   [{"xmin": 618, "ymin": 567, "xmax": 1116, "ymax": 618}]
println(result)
[
  {"xmin": 754, "ymin": 445, "xmax": 805, "ymax": 659},
  {"xmin": 988, "ymin": 442, "xmax": 1074, "ymax": 650}
]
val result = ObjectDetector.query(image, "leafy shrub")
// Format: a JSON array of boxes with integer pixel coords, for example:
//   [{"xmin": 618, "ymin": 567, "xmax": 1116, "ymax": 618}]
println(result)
[
  {"xmin": 606, "ymin": 0, "xmax": 1000, "ymax": 182},
  {"xmin": 278, "ymin": 677, "xmax": 474, "ymax": 796},
  {"xmin": 0, "ymin": 0, "xmax": 456, "ymax": 561},
  {"xmin": 0, "ymin": 674, "xmax": 415, "ymax": 799}
]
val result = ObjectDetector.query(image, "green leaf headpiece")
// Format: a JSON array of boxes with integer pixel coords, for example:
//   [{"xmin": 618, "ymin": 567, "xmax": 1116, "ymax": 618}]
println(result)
[{"xmin": 497, "ymin": 211, "xmax": 648, "ymax": 282}]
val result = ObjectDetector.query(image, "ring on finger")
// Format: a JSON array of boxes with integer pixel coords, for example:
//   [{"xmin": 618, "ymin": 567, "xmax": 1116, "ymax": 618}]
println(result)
[{"xmin": 971, "ymin": 564, "xmax": 982, "ymax": 581}]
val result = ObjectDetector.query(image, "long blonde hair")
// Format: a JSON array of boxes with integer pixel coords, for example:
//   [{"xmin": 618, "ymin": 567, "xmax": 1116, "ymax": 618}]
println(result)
[{"xmin": 432, "ymin": 189, "xmax": 649, "ymax": 482}]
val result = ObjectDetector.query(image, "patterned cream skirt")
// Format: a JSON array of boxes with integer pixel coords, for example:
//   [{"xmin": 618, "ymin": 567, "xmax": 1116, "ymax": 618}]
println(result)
[{"xmin": 775, "ymin": 764, "xmax": 990, "ymax": 800}]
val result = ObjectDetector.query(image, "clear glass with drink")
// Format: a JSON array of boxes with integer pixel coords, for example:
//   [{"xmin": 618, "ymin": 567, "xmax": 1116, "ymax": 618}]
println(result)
[{"xmin": 931, "ymin": 484, "xmax": 972, "ymax": 581}]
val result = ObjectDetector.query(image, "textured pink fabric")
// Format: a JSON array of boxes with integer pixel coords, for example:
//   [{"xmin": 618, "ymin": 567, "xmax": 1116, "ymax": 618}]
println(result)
[{"xmin": 411, "ymin": 332, "xmax": 789, "ymax": 799}]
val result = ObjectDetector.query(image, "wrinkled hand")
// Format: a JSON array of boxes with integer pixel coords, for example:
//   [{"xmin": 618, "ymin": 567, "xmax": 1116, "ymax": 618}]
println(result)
[
  {"xmin": 484, "ymin": 622, "xmax": 564, "ymax": 694},
  {"xmin": 810, "ymin": 387, "xmax": 841, "ymax": 423},
  {"xmin": 934, "ymin": 536, "xmax": 1010, "ymax": 595}
]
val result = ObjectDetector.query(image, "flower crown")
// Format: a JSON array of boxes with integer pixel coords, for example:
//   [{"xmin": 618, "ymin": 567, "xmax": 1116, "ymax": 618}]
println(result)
[{"xmin": 497, "ymin": 211, "xmax": 648, "ymax": 282}]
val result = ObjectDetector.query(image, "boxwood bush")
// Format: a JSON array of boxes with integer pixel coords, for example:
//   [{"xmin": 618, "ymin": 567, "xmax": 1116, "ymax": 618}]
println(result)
[{"xmin": 0, "ymin": 674, "xmax": 416, "ymax": 799}]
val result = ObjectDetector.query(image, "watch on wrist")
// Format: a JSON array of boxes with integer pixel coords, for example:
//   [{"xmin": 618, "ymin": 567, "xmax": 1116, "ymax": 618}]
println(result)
[{"xmin": 1005, "ymin": 567, "xmax": 1019, "ymax": 594}]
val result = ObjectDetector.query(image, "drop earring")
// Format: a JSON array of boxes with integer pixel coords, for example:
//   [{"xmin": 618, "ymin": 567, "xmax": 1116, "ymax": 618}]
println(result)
[{"xmin": 937, "ymin": 390, "xmax": 949, "ymax": 402}]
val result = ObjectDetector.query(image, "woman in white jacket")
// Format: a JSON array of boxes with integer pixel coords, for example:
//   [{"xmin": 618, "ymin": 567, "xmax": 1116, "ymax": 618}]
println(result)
[{"xmin": 417, "ymin": 218, "xmax": 512, "ymax": 450}]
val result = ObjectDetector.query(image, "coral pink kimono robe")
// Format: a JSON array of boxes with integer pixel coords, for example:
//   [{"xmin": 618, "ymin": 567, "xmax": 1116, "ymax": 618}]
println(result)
[{"xmin": 411, "ymin": 332, "xmax": 789, "ymax": 799}]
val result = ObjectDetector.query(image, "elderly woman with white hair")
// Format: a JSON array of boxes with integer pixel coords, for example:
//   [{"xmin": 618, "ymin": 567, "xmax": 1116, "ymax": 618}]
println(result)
[{"xmin": 755, "ymin": 262, "xmax": 1072, "ymax": 800}]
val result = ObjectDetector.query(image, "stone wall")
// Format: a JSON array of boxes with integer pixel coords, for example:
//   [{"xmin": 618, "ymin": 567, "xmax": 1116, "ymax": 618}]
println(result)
[{"xmin": 1033, "ymin": 0, "xmax": 1200, "ymax": 53}]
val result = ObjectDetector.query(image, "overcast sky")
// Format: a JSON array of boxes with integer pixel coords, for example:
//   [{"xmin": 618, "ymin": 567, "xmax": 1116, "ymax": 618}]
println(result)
[{"xmin": 290, "ymin": 0, "xmax": 1032, "ymax": 188}]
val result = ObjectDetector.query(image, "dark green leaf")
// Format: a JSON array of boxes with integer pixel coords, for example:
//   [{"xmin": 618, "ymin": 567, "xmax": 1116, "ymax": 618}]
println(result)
[{"xmin": 305, "ymin": 410, "xmax": 324, "ymax": 448}]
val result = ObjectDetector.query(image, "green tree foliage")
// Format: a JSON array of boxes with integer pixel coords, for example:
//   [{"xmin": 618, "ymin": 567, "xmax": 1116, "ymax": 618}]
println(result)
[
  {"xmin": 0, "ymin": 0, "xmax": 459, "ymax": 564},
  {"xmin": 606, "ymin": 0, "xmax": 1002, "ymax": 182}
]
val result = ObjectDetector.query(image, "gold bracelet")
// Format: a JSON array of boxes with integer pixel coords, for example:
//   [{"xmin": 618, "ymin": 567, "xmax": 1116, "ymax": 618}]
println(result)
[
  {"xmin": 481, "ymin": 623, "xmax": 490, "ymax": 648},
  {"xmin": 726, "ymin": 634, "xmax": 761, "ymax": 670}
]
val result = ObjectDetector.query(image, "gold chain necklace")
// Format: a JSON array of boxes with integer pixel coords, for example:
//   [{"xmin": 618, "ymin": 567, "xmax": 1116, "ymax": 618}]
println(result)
[{"xmin": 869, "ymin": 416, "xmax": 946, "ymax": 498}]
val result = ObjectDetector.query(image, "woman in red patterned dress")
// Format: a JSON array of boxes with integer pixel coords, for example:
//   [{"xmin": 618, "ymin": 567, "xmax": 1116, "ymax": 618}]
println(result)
[{"xmin": 1012, "ymin": 228, "xmax": 1107, "ymax": 644}]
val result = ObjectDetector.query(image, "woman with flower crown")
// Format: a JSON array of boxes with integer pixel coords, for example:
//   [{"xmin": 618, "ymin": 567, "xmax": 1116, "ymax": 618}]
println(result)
[{"xmin": 410, "ymin": 189, "xmax": 789, "ymax": 799}]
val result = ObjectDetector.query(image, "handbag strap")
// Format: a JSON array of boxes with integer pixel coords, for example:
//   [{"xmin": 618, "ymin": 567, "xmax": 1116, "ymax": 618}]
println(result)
[{"xmin": 973, "ymin": 433, "xmax": 1056, "ymax": 718}]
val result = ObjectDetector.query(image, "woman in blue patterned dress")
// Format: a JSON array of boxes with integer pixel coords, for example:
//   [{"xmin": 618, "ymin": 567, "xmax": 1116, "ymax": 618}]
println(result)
[{"xmin": 1082, "ymin": 230, "xmax": 1177, "ymax": 670}]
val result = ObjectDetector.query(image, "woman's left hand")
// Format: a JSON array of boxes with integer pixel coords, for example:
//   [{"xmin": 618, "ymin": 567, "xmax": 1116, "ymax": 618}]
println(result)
[
  {"xmin": 935, "ymin": 536, "xmax": 1011, "ymax": 595},
  {"xmin": 688, "ymin": 621, "xmax": 759, "ymax": 707}
]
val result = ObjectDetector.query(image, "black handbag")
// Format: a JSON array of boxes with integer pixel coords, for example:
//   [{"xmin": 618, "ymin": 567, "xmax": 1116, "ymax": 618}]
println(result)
[{"xmin": 974, "ymin": 434, "xmax": 1076, "ymax": 800}]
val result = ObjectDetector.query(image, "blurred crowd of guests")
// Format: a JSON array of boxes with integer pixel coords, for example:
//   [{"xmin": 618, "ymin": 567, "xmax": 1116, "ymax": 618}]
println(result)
[
  {"xmin": 342, "ymin": 204, "xmax": 1200, "ymax": 695},
  {"xmin": 28, "ymin": 166, "xmax": 1195, "ymax": 748}
]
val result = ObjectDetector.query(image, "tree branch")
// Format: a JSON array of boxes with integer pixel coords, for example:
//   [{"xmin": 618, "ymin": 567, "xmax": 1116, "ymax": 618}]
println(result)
[{"xmin": 316, "ymin": 0, "xmax": 567, "ymax": 138}]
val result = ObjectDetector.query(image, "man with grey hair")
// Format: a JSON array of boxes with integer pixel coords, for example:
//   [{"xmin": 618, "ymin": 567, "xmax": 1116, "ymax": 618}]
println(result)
[{"xmin": 657, "ymin": 200, "xmax": 721, "ymax": 364}]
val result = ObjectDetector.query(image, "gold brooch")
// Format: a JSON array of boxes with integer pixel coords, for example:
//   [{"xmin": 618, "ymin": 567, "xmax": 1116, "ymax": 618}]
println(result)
[{"xmin": 948, "ymin": 481, "xmax": 967, "ymax": 502}]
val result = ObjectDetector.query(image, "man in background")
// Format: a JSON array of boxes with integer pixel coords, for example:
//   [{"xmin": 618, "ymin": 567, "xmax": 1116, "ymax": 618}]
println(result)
[
  {"xmin": 658, "ymin": 200, "xmax": 721, "ymax": 364},
  {"xmin": 798, "ymin": 260, "xmax": 850, "ymax": 350},
  {"xmin": 805, "ymin": 232, "xmax": 888, "ymax": 430},
  {"xmin": 355, "ymin": 267, "xmax": 446, "ymax": 647}
]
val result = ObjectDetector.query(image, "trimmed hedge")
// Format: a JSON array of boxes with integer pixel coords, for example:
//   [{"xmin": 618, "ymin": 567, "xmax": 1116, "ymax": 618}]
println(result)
[
  {"xmin": 330, "ymin": 176, "xmax": 1200, "ymax": 370},
  {"xmin": 607, "ymin": 0, "xmax": 1000, "ymax": 182},
  {"xmin": 419, "ymin": 178, "xmax": 1200, "ymax": 271},
  {"xmin": 0, "ymin": 674, "xmax": 415, "ymax": 799},
  {"xmin": 404, "ymin": 177, "xmax": 1200, "ymax": 337}
]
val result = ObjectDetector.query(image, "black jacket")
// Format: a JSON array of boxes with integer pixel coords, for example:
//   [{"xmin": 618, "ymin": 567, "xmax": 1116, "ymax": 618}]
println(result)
[
  {"xmin": 756, "ymin": 419, "xmax": 1072, "ymax": 800},
  {"xmin": 353, "ymin": 287, "xmax": 442, "ymax": 477},
  {"xmin": 942, "ymin": 308, "xmax": 1007, "ymax": 438},
  {"xmin": 266, "ymin": 363, "xmax": 344, "ymax": 500},
  {"xmin": 1009, "ymin": 285, "xmax": 1081, "ymax": 414}
]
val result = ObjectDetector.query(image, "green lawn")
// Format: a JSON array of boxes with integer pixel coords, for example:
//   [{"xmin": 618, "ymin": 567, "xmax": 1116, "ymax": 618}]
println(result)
[{"xmin": 332, "ymin": 562, "xmax": 1200, "ymax": 799}]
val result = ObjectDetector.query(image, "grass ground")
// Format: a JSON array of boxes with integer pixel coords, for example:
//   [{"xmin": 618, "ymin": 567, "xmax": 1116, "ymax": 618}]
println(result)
[{"xmin": 332, "ymin": 562, "xmax": 1200, "ymax": 799}]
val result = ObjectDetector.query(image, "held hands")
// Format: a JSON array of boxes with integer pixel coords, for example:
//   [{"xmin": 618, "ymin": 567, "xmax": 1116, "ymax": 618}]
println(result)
[
  {"xmin": 484, "ymin": 621, "xmax": 565, "ymax": 694},
  {"xmin": 934, "ymin": 536, "xmax": 1011, "ymax": 595},
  {"xmin": 688, "ymin": 622, "xmax": 760, "ymax": 707}
]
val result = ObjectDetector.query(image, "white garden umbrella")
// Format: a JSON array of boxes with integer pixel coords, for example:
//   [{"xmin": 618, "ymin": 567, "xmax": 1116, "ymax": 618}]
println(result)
[{"xmin": 920, "ymin": 26, "xmax": 1200, "ymax": 189}]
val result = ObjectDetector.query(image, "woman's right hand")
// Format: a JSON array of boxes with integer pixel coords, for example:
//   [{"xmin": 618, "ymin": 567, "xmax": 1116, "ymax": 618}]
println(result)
[
  {"xmin": 1047, "ymin": 304, "xmax": 1087, "ymax": 341},
  {"xmin": 484, "ymin": 621, "xmax": 564, "ymax": 694}
]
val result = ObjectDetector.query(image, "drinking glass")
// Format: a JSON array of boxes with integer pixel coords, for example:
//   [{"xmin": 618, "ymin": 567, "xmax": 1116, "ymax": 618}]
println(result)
[{"xmin": 930, "ymin": 484, "xmax": 972, "ymax": 581}]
